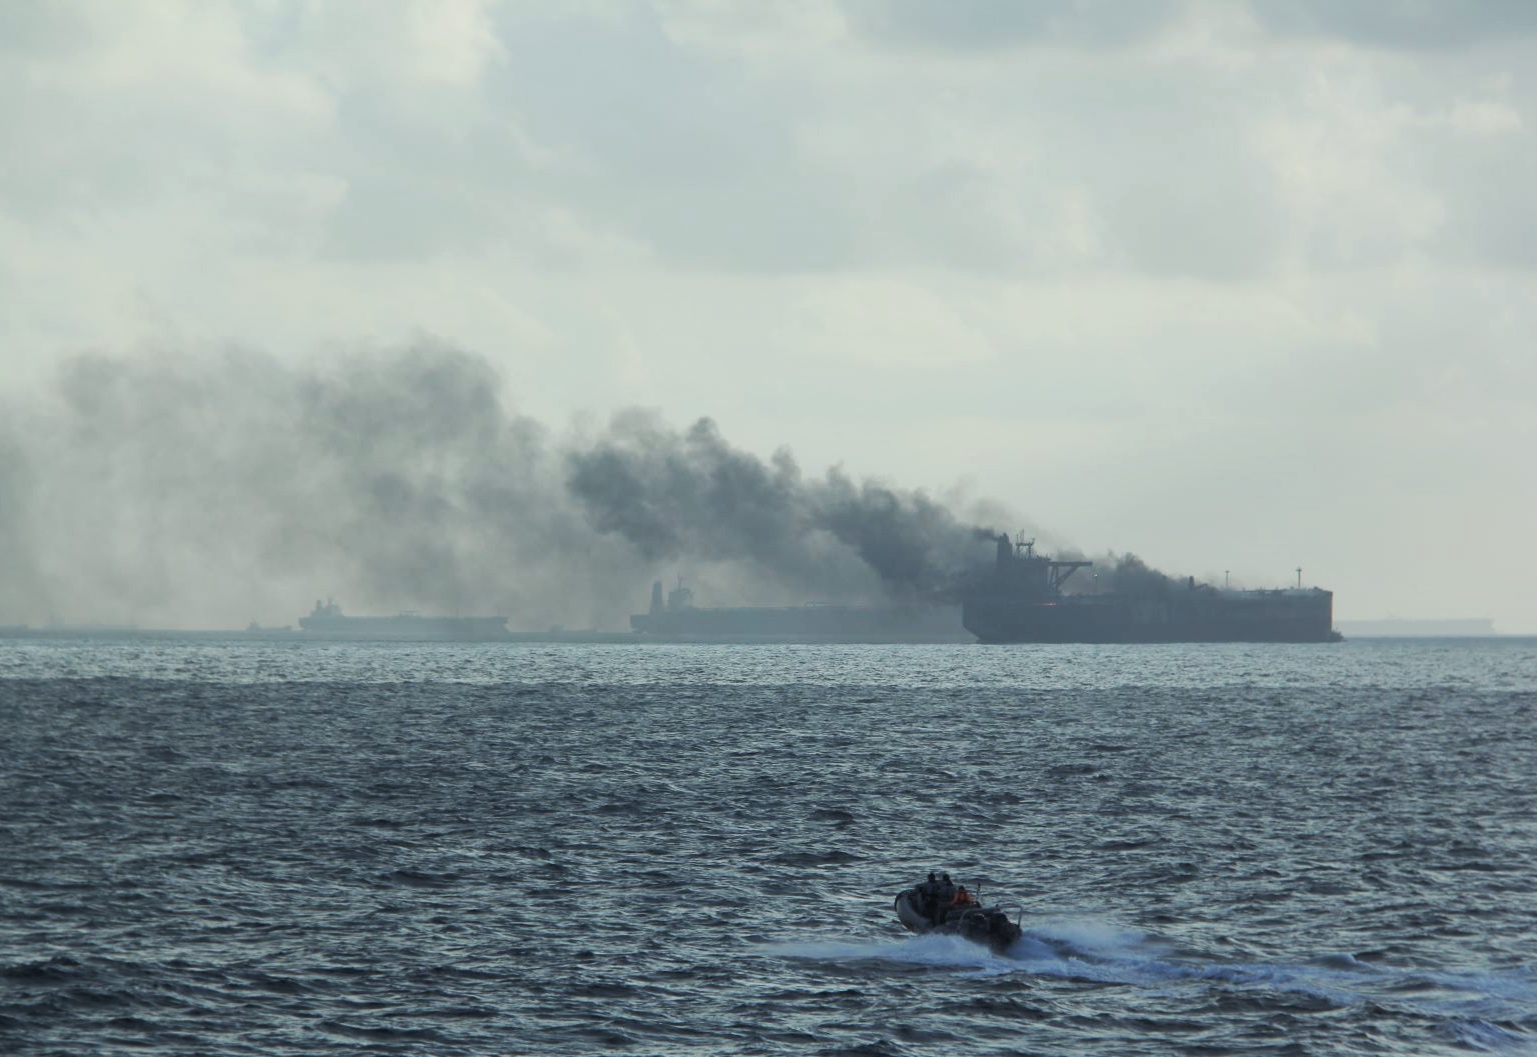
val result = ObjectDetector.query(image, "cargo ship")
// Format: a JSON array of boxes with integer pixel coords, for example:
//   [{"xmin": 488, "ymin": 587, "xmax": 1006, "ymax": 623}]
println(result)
[
  {"xmin": 298, "ymin": 599, "xmax": 511, "ymax": 641},
  {"xmin": 961, "ymin": 535, "xmax": 1340, "ymax": 644},
  {"xmin": 631, "ymin": 581, "xmax": 971, "ymax": 643}
]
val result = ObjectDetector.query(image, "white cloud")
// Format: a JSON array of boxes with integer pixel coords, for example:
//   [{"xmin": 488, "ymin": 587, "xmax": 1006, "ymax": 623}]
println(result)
[{"xmin": 3, "ymin": 1, "xmax": 1536, "ymax": 628}]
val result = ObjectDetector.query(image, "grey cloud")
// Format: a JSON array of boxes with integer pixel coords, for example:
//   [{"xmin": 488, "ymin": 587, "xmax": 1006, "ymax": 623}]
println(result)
[
  {"xmin": 841, "ymin": 0, "xmax": 1179, "ymax": 51},
  {"xmin": 0, "ymin": 3, "xmax": 100, "ymax": 56},
  {"xmin": 1248, "ymin": 0, "xmax": 1537, "ymax": 49},
  {"xmin": 272, "ymin": 5, "xmax": 859, "ymax": 270},
  {"xmin": 482, "ymin": 8, "xmax": 858, "ymax": 272},
  {"xmin": 850, "ymin": 0, "xmax": 1537, "ymax": 52},
  {"xmin": 1421, "ymin": 132, "xmax": 1537, "ymax": 269},
  {"xmin": 1102, "ymin": 154, "xmax": 1284, "ymax": 281},
  {"xmin": 321, "ymin": 166, "xmax": 493, "ymax": 262},
  {"xmin": 16, "ymin": 2, "xmax": 1529, "ymax": 285}
]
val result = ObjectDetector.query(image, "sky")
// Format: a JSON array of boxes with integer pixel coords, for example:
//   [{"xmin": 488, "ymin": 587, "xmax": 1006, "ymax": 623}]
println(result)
[{"xmin": 2, "ymin": 0, "xmax": 1535, "ymax": 632}]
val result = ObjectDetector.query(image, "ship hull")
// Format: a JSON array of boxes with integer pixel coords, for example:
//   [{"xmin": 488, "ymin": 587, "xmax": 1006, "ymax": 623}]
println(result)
[{"xmin": 963, "ymin": 592, "xmax": 1339, "ymax": 644}]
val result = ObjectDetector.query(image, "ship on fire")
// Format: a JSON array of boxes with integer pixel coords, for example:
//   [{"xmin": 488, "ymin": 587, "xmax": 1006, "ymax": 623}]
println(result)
[{"xmin": 960, "ymin": 534, "xmax": 1341, "ymax": 644}]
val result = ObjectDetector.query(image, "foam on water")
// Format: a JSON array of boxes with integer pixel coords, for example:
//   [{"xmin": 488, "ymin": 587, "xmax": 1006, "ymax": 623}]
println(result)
[
  {"xmin": 776, "ymin": 914, "xmax": 1537, "ymax": 1052},
  {"xmin": 775, "ymin": 933, "xmax": 1012, "ymax": 973}
]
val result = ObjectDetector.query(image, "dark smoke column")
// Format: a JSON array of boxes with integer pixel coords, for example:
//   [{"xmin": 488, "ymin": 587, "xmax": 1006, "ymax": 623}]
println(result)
[{"xmin": 565, "ymin": 413, "xmax": 993, "ymax": 602}]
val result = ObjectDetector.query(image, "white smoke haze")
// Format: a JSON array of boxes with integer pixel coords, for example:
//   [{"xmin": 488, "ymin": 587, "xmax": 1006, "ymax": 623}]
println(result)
[{"xmin": 0, "ymin": 342, "xmax": 1017, "ymax": 630}]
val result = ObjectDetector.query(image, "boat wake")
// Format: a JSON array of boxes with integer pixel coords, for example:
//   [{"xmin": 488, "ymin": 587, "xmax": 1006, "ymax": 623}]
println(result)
[
  {"xmin": 774, "ymin": 919, "xmax": 1168, "ymax": 982},
  {"xmin": 775, "ymin": 918, "xmax": 1537, "ymax": 1051}
]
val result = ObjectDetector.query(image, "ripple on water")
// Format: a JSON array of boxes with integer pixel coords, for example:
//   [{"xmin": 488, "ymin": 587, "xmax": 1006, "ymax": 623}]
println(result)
[{"xmin": 1, "ymin": 637, "xmax": 1535, "ymax": 1056}]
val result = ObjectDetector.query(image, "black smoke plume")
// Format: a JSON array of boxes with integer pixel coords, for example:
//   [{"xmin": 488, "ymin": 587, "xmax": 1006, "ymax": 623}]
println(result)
[
  {"xmin": 566, "ymin": 415, "xmax": 989, "ymax": 602},
  {"xmin": 0, "ymin": 341, "xmax": 1001, "ymax": 629}
]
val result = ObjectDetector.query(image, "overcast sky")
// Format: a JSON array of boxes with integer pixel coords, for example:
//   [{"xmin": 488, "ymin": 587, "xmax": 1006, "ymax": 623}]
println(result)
[{"xmin": 3, "ymin": 1, "xmax": 1535, "ymax": 631}]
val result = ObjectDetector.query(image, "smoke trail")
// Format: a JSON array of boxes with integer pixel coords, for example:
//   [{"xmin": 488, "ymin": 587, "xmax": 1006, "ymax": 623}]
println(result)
[
  {"xmin": 0, "ymin": 341, "xmax": 1002, "ymax": 629},
  {"xmin": 2, "ymin": 343, "xmax": 629, "ymax": 628},
  {"xmin": 1055, "ymin": 551, "xmax": 1176, "ymax": 596},
  {"xmin": 566, "ymin": 414, "xmax": 993, "ymax": 601}
]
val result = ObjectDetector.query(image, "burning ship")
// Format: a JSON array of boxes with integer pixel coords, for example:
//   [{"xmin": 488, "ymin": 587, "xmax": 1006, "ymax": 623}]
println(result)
[
  {"xmin": 298, "ymin": 600, "xmax": 511, "ymax": 641},
  {"xmin": 631, "ymin": 581, "xmax": 970, "ymax": 643},
  {"xmin": 961, "ymin": 535, "xmax": 1341, "ymax": 644}
]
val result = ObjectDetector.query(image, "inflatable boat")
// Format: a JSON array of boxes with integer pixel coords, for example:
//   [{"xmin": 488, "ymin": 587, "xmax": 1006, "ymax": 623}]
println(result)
[{"xmin": 893, "ymin": 872, "xmax": 1023, "ymax": 952}]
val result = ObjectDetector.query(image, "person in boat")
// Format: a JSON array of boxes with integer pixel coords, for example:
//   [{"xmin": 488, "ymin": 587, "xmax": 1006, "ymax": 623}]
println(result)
[
  {"xmin": 915, "ymin": 872, "xmax": 942, "ymax": 922},
  {"xmin": 914, "ymin": 873, "xmax": 953, "ymax": 922},
  {"xmin": 949, "ymin": 885, "xmax": 978, "ymax": 908}
]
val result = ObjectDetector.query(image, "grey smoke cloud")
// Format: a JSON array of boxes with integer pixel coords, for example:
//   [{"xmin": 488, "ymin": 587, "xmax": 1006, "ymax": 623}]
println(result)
[
  {"xmin": 567, "ymin": 414, "xmax": 992, "ymax": 601},
  {"xmin": 4, "ymin": 343, "xmax": 611, "ymax": 628},
  {"xmin": 1, "ymin": 342, "xmax": 1004, "ymax": 629}
]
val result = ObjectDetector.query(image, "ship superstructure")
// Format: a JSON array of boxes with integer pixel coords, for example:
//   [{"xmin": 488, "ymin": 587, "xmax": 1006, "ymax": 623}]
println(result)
[{"xmin": 961, "ymin": 535, "xmax": 1339, "ymax": 644}]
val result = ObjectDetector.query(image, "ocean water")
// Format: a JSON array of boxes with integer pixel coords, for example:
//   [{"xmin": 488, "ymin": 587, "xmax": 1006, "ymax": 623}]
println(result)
[{"xmin": 1, "ymin": 636, "xmax": 1534, "ymax": 1056}]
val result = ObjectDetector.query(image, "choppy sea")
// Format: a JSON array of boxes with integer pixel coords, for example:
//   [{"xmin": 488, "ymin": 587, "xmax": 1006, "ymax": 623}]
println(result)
[{"xmin": 1, "ymin": 636, "xmax": 1534, "ymax": 1056}]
